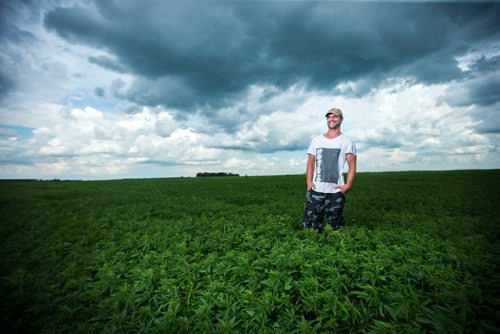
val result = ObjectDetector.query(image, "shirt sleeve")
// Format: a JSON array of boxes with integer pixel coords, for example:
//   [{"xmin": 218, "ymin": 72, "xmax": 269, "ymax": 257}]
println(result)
[
  {"xmin": 346, "ymin": 139, "xmax": 357, "ymax": 155},
  {"xmin": 307, "ymin": 137, "xmax": 317, "ymax": 156}
]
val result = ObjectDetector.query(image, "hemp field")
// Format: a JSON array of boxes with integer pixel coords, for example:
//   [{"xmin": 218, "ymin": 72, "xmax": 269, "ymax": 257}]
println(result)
[{"xmin": 1, "ymin": 170, "xmax": 499, "ymax": 333}]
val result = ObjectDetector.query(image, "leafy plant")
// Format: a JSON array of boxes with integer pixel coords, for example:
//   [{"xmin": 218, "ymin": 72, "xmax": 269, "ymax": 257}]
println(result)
[{"xmin": 1, "ymin": 170, "xmax": 498, "ymax": 333}]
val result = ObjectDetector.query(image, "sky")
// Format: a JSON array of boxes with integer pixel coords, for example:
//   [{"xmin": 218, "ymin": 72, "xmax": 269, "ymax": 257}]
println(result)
[{"xmin": 1, "ymin": 0, "xmax": 499, "ymax": 180}]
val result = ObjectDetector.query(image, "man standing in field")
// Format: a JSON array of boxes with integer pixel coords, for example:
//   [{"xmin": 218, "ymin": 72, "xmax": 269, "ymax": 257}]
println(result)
[{"xmin": 302, "ymin": 107, "xmax": 357, "ymax": 232}]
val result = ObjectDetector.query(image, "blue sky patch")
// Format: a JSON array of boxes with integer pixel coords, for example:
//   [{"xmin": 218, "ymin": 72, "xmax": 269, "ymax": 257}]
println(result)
[{"xmin": 0, "ymin": 125, "xmax": 34, "ymax": 140}]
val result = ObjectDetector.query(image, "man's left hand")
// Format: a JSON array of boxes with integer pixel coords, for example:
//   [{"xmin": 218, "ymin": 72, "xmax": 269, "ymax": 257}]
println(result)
[{"xmin": 335, "ymin": 185, "xmax": 349, "ymax": 194}]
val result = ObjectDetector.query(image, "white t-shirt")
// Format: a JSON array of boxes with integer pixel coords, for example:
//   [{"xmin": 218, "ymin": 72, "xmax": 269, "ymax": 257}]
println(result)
[{"xmin": 307, "ymin": 134, "xmax": 357, "ymax": 193}]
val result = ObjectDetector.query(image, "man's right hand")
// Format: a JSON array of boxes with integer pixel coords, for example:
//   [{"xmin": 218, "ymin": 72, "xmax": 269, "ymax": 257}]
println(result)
[{"xmin": 307, "ymin": 181, "xmax": 316, "ymax": 191}]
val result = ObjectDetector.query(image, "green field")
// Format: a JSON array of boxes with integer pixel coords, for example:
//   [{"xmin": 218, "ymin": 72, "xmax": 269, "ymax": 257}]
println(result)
[{"xmin": 1, "ymin": 170, "xmax": 499, "ymax": 333}]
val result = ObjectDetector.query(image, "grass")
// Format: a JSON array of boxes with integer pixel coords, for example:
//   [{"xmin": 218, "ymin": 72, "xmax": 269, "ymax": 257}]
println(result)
[{"xmin": 1, "ymin": 170, "xmax": 499, "ymax": 333}]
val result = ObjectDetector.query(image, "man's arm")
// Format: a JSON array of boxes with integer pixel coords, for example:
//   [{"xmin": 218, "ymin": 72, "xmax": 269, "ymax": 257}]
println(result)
[
  {"xmin": 336, "ymin": 153, "xmax": 357, "ymax": 194},
  {"xmin": 306, "ymin": 154, "xmax": 316, "ymax": 191}
]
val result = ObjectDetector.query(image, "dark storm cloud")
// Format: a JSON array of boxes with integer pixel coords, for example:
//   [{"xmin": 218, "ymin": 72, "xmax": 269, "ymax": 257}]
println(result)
[
  {"xmin": 474, "ymin": 104, "xmax": 500, "ymax": 134},
  {"xmin": 444, "ymin": 55, "xmax": 500, "ymax": 107},
  {"xmin": 464, "ymin": 55, "xmax": 500, "ymax": 109},
  {"xmin": 88, "ymin": 55, "xmax": 127, "ymax": 73},
  {"xmin": 0, "ymin": 70, "xmax": 16, "ymax": 99},
  {"xmin": 43, "ymin": 1, "xmax": 500, "ymax": 113},
  {"xmin": 1, "ymin": 0, "xmax": 49, "ymax": 100},
  {"xmin": 1, "ymin": 0, "xmax": 43, "ymax": 43},
  {"xmin": 466, "ymin": 72, "xmax": 500, "ymax": 107}
]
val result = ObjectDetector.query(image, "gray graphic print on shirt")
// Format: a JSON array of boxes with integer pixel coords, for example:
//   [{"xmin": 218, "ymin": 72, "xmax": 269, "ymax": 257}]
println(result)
[{"xmin": 315, "ymin": 148, "xmax": 340, "ymax": 183}]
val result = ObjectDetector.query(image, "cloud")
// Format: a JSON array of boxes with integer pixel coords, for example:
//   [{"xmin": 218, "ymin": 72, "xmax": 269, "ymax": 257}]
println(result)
[
  {"xmin": 0, "ymin": 128, "xmax": 17, "ymax": 139},
  {"xmin": 445, "ymin": 54, "xmax": 500, "ymax": 105},
  {"xmin": 474, "ymin": 104, "xmax": 500, "ymax": 135},
  {"xmin": 1, "ymin": 1, "xmax": 499, "ymax": 179},
  {"xmin": 88, "ymin": 55, "xmax": 127, "ymax": 73},
  {"xmin": 0, "ymin": 70, "xmax": 16, "ymax": 99},
  {"xmin": 42, "ymin": 1, "xmax": 500, "ymax": 116},
  {"xmin": 462, "ymin": 56, "xmax": 500, "ymax": 107},
  {"xmin": 0, "ymin": 1, "xmax": 39, "ymax": 44},
  {"xmin": 2, "ymin": 77, "xmax": 498, "ymax": 179},
  {"xmin": 441, "ymin": 52, "xmax": 500, "ymax": 134},
  {"xmin": 2, "ymin": 105, "xmax": 229, "ymax": 177}
]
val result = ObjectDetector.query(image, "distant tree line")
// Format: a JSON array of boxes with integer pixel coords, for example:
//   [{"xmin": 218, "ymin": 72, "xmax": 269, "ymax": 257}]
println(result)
[
  {"xmin": 0, "ymin": 178, "xmax": 63, "ymax": 182},
  {"xmin": 196, "ymin": 172, "xmax": 240, "ymax": 177}
]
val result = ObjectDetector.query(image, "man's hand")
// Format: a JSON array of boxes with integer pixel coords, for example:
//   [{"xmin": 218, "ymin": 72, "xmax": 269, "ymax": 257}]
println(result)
[
  {"xmin": 335, "ymin": 184, "xmax": 349, "ymax": 194},
  {"xmin": 306, "ymin": 154, "xmax": 316, "ymax": 191},
  {"xmin": 336, "ymin": 153, "xmax": 356, "ymax": 195},
  {"xmin": 307, "ymin": 181, "xmax": 316, "ymax": 191}
]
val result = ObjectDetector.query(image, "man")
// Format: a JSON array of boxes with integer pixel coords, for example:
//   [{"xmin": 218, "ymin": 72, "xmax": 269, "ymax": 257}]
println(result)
[{"xmin": 302, "ymin": 107, "xmax": 357, "ymax": 232}]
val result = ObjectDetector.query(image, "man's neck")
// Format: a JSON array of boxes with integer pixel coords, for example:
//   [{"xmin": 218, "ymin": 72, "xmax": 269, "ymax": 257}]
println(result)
[{"xmin": 323, "ymin": 128, "xmax": 342, "ymax": 139}]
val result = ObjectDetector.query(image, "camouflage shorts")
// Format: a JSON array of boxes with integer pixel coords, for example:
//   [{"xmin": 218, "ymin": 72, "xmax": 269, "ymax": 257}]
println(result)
[{"xmin": 302, "ymin": 189, "xmax": 346, "ymax": 231}]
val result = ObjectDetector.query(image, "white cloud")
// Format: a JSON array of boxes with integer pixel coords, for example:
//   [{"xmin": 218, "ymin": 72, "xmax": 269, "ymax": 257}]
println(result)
[
  {"xmin": 2, "ymin": 74, "xmax": 499, "ymax": 179},
  {"xmin": 1, "ymin": 1, "xmax": 499, "ymax": 179}
]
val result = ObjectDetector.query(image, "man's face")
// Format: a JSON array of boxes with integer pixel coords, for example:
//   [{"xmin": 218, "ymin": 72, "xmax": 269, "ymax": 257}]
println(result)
[{"xmin": 326, "ymin": 114, "xmax": 342, "ymax": 129}]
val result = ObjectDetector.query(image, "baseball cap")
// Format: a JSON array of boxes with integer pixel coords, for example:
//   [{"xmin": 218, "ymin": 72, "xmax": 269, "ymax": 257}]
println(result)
[{"xmin": 325, "ymin": 107, "xmax": 343, "ymax": 119}]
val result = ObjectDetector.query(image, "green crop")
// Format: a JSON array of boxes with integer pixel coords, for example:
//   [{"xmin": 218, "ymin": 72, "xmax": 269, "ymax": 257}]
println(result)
[{"xmin": 1, "ymin": 170, "xmax": 498, "ymax": 333}]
